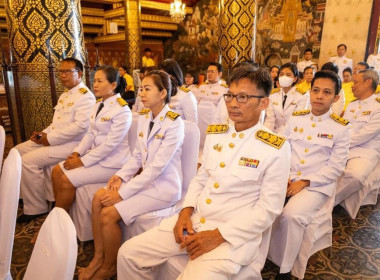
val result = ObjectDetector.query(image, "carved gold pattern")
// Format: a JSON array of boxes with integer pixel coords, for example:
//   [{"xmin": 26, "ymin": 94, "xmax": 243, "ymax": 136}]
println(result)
[
  {"xmin": 82, "ymin": 15, "xmax": 105, "ymax": 25},
  {"xmin": 219, "ymin": 0, "xmax": 256, "ymax": 68},
  {"xmin": 141, "ymin": 21, "xmax": 177, "ymax": 31},
  {"xmin": 141, "ymin": 14, "xmax": 175, "ymax": 24},
  {"xmin": 141, "ymin": 30, "xmax": 172, "ymax": 37},
  {"xmin": 94, "ymin": 33, "xmax": 125, "ymax": 43},
  {"xmin": 81, "ymin": 7, "xmax": 104, "ymax": 17},
  {"xmin": 124, "ymin": 0, "xmax": 141, "ymax": 71},
  {"xmin": 104, "ymin": 7, "xmax": 123, "ymax": 19},
  {"xmin": 141, "ymin": 0, "xmax": 193, "ymax": 14}
]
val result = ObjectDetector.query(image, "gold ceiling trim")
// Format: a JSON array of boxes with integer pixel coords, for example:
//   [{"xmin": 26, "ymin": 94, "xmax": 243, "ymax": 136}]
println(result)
[
  {"xmin": 82, "ymin": 15, "xmax": 105, "ymax": 25},
  {"xmin": 141, "ymin": 30, "xmax": 172, "ymax": 37},
  {"xmin": 81, "ymin": 0, "xmax": 122, "ymax": 4},
  {"xmin": 83, "ymin": 26, "xmax": 103, "ymax": 34},
  {"xmin": 104, "ymin": 7, "xmax": 123, "ymax": 19},
  {"xmin": 142, "ymin": 39, "xmax": 165, "ymax": 44},
  {"xmin": 141, "ymin": 14, "xmax": 177, "ymax": 24},
  {"xmin": 94, "ymin": 33, "xmax": 125, "ymax": 43},
  {"xmin": 141, "ymin": 21, "xmax": 177, "ymax": 31},
  {"xmin": 81, "ymin": 7, "xmax": 105, "ymax": 17},
  {"xmin": 114, "ymin": 19, "xmax": 125, "ymax": 27},
  {"xmin": 141, "ymin": 1, "xmax": 193, "ymax": 14}
]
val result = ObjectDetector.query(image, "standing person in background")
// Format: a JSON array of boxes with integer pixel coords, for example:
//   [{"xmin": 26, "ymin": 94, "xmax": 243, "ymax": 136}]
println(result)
[
  {"xmin": 159, "ymin": 59, "xmax": 198, "ymax": 123},
  {"xmin": 118, "ymin": 65, "xmax": 135, "ymax": 104},
  {"xmin": 142, "ymin": 48, "xmax": 155, "ymax": 67},
  {"xmin": 264, "ymin": 63, "xmax": 309, "ymax": 135},
  {"xmin": 297, "ymin": 49, "xmax": 314, "ymax": 73},
  {"xmin": 342, "ymin": 67, "xmax": 355, "ymax": 113},
  {"xmin": 329, "ymin": 44, "xmax": 353, "ymax": 80}
]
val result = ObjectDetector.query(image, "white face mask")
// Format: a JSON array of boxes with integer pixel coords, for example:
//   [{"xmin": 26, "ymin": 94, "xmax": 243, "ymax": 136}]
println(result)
[{"xmin": 279, "ymin": 75, "xmax": 294, "ymax": 88}]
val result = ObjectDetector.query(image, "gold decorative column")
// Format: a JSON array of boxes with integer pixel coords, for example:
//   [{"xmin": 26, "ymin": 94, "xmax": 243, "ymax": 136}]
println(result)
[
  {"xmin": 124, "ymin": 0, "xmax": 142, "ymax": 71},
  {"xmin": 219, "ymin": 0, "xmax": 256, "ymax": 69},
  {"xmin": 6, "ymin": 0, "xmax": 86, "ymax": 139}
]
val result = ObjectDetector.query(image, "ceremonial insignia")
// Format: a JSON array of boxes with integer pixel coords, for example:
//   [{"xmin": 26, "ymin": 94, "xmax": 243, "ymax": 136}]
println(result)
[
  {"xmin": 343, "ymin": 60, "xmax": 347, "ymax": 64},
  {"xmin": 212, "ymin": 92, "xmax": 219, "ymax": 95},
  {"xmin": 294, "ymin": 126, "xmax": 298, "ymax": 132},
  {"xmin": 180, "ymin": 86, "xmax": 190, "ymax": 93},
  {"xmin": 271, "ymin": 88, "xmax": 280, "ymax": 94},
  {"xmin": 330, "ymin": 113, "xmax": 349, "ymax": 126},
  {"xmin": 350, "ymin": 109, "xmax": 355, "ymax": 113},
  {"xmin": 221, "ymin": 83, "xmax": 228, "ymax": 88},
  {"xmin": 155, "ymin": 134, "xmax": 164, "ymax": 139},
  {"xmin": 67, "ymin": 102, "xmax": 74, "ymax": 106},
  {"xmin": 376, "ymin": 98, "xmax": 380, "ymax": 103},
  {"xmin": 117, "ymin": 98, "xmax": 128, "ymax": 107},
  {"xmin": 59, "ymin": 99, "xmax": 64, "ymax": 104},
  {"xmin": 362, "ymin": 111, "xmax": 371, "ymax": 115},
  {"xmin": 79, "ymin": 88, "xmax": 88, "ymax": 94},
  {"xmin": 239, "ymin": 157, "xmax": 259, "ymax": 168},
  {"xmin": 290, "ymin": 102, "xmax": 296, "ymax": 105},
  {"xmin": 318, "ymin": 133, "xmax": 333, "ymax": 139},
  {"xmin": 166, "ymin": 111, "xmax": 180, "ymax": 121},
  {"xmin": 139, "ymin": 132, "xmax": 143, "ymax": 137},
  {"xmin": 255, "ymin": 130, "xmax": 286, "ymax": 149},
  {"xmin": 273, "ymin": 101, "xmax": 279, "ymax": 106},
  {"xmin": 292, "ymin": 109, "xmax": 310, "ymax": 116},
  {"xmin": 96, "ymin": 98, "xmax": 103, "ymax": 103},
  {"xmin": 101, "ymin": 117, "xmax": 111, "ymax": 122},
  {"xmin": 202, "ymin": 81, "xmax": 209, "ymax": 85},
  {"xmin": 64, "ymin": 89, "xmax": 68, "ymax": 93},
  {"xmin": 213, "ymin": 144, "xmax": 222, "ymax": 152},
  {"xmin": 295, "ymin": 87, "xmax": 307, "ymax": 95},
  {"xmin": 206, "ymin": 124, "xmax": 229, "ymax": 134},
  {"xmin": 139, "ymin": 108, "xmax": 151, "ymax": 115}
]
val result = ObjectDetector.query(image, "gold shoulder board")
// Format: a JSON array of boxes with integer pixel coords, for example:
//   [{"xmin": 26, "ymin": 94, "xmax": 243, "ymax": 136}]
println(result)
[
  {"xmin": 271, "ymin": 88, "xmax": 280, "ymax": 94},
  {"xmin": 292, "ymin": 109, "xmax": 310, "ymax": 116},
  {"xmin": 180, "ymin": 86, "xmax": 190, "ymax": 93},
  {"xmin": 221, "ymin": 83, "xmax": 228, "ymax": 88},
  {"xmin": 79, "ymin": 88, "xmax": 88, "ymax": 94},
  {"xmin": 64, "ymin": 88, "xmax": 69, "ymax": 93},
  {"xmin": 166, "ymin": 111, "xmax": 180, "ymax": 121},
  {"xmin": 202, "ymin": 81, "xmax": 209, "ymax": 85},
  {"xmin": 295, "ymin": 87, "xmax": 306, "ymax": 95},
  {"xmin": 139, "ymin": 108, "xmax": 151, "ymax": 115},
  {"xmin": 117, "ymin": 98, "xmax": 128, "ymax": 107},
  {"xmin": 96, "ymin": 98, "xmax": 103, "ymax": 103},
  {"xmin": 330, "ymin": 113, "xmax": 349, "ymax": 126},
  {"xmin": 255, "ymin": 130, "xmax": 285, "ymax": 149},
  {"xmin": 206, "ymin": 124, "xmax": 229, "ymax": 134},
  {"xmin": 376, "ymin": 97, "xmax": 380, "ymax": 103}
]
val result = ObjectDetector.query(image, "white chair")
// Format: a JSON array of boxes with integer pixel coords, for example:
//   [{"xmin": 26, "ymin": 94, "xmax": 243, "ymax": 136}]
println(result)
[
  {"xmin": 71, "ymin": 120, "xmax": 200, "ymax": 242},
  {"xmin": 0, "ymin": 125, "xmax": 5, "ymax": 172},
  {"xmin": 0, "ymin": 148, "xmax": 22, "ymax": 280},
  {"xmin": 268, "ymin": 190, "xmax": 336, "ymax": 280},
  {"xmin": 128, "ymin": 112, "xmax": 139, "ymax": 153},
  {"xmin": 340, "ymin": 160, "xmax": 380, "ymax": 219},
  {"xmin": 197, "ymin": 102, "xmax": 216, "ymax": 162},
  {"xmin": 24, "ymin": 208, "xmax": 77, "ymax": 280},
  {"xmin": 155, "ymin": 227, "xmax": 273, "ymax": 280}
]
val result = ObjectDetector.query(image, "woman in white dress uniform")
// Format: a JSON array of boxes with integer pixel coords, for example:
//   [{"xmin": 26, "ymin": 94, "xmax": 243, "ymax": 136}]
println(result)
[
  {"xmin": 52, "ymin": 66, "xmax": 132, "ymax": 212},
  {"xmin": 79, "ymin": 70, "xmax": 185, "ymax": 280},
  {"xmin": 159, "ymin": 59, "xmax": 198, "ymax": 123}
]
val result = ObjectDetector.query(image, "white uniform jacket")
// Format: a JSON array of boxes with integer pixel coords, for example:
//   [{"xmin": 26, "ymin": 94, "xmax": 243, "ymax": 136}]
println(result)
[
  {"xmin": 297, "ymin": 60, "xmax": 314, "ymax": 73},
  {"xmin": 196, "ymin": 81, "xmax": 229, "ymax": 107},
  {"xmin": 73, "ymin": 94, "xmax": 132, "ymax": 168},
  {"xmin": 160, "ymin": 122, "xmax": 291, "ymax": 265},
  {"xmin": 264, "ymin": 87, "xmax": 309, "ymax": 135},
  {"xmin": 367, "ymin": 54, "xmax": 380, "ymax": 74},
  {"xmin": 329, "ymin": 55, "xmax": 353, "ymax": 79},
  {"xmin": 116, "ymin": 105, "xmax": 184, "ymax": 203},
  {"xmin": 344, "ymin": 94, "xmax": 380, "ymax": 161},
  {"xmin": 285, "ymin": 109, "xmax": 351, "ymax": 197},
  {"xmin": 44, "ymin": 82, "xmax": 95, "ymax": 158},
  {"xmin": 169, "ymin": 86, "xmax": 198, "ymax": 123}
]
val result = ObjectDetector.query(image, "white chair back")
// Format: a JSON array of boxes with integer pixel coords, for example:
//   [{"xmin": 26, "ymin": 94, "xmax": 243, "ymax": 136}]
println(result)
[
  {"xmin": 0, "ymin": 125, "xmax": 5, "ymax": 173},
  {"xmin": 128, "ymin": 112, "xmax": 139, "ymax": 153},
  {"xmin": 24, "ymin": 208, "xmax": 77, "ymax": 280},
  {"xmin": 0, "ymin": 148, "xmax": 21, "ymax": 280}
]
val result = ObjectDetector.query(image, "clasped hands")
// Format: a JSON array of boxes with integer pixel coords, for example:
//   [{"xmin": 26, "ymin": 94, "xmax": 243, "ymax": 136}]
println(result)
[
  {"xmin": 173, "ymin": 207, "xmax": 225, "ymax": 260},
  {"xmin": 286, "ymin": 179, "xmax": 310, "ymax": 197},
  {"xmin": 99, "ymin": 175, "xmax": 123, "ymax": 207},
  {"xmin": 63, "ymin": 152, "xmax": 84, "ymax": 170}
]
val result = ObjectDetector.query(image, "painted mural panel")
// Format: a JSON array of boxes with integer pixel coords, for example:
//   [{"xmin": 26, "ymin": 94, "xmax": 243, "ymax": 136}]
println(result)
[{"xmin": 256, "ymin": 0, "xmax": 326, "ymax": 66}]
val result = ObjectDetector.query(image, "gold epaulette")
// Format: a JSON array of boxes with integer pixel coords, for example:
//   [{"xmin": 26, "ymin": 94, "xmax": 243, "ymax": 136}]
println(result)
[
  {"xmin": 117, "ymin": 98, "xmax": 128, "ymax": 107},
  {"xmin": 139, "ymin": 108, "xmax": 151, "ymax": 115},
  {"xmin": 271, "ymin": 88, "xmax": 280, "ymax": 94},
  {"xmin": 202, "ymin": 81, "xmax": 209, "ymax": 85},
  {"xmin": 96, "ymin": 98, "xmax": 103, "ymax": 103},
  {"xmin": 166, "ymin": 111, "xmax": 180, "ymax": 121},
  {"xmin": 64, "ymin": 89, "xmax": 68, "ymax": 93},
  {"xmin": 376, "ymin": 85, "xmax": 380, "ymax": 94},
  {"xmin": 331, "ymin": 113, "xmax": 349, "ymax": 126},
  {"xmin": 179, "ymin": 86, "xmax": 190, "ymax": 93},
  {"xmin": 79, "ymin": 88, "xmax": 88, "ymax": 94},
  {"xmin": 221, "ymin": 83, "xmax": 228, "ymax": 88},
  {"xmin": 206, "ymin": 124, "xmax": 229, "ymax": 134},
  {"xmin": 292, "ymin": 109, "xmax": 310, "ymax": 116},
  {"xmin": 376, "ymin": 97, "xmax": 380, "ymax": 103},
  {"xmin": 295, "ymin": 87, "xmax": 307, "ymax": 95},
  {"xmin": 255, "ymin": 130, "xmax": 286, "ymax": 149}
]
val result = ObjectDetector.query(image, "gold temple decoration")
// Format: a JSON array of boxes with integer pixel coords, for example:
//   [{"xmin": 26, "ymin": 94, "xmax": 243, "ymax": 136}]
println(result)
[{"xmin": 170, "ymin": 0, "xmax": 186, "ymax": 23}]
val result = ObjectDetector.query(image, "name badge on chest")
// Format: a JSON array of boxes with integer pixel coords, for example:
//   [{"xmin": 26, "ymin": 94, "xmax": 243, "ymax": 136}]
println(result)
[{"xmin": 239, "ymin": 157, "xmax": 259, "ymax": 168}]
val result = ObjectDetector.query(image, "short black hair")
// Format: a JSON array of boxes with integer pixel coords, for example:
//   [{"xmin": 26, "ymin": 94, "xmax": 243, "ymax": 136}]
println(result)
[
  {"xmin": 337, "ymin": 44, "xmax": 347, "ymax": 50},
  {"xmin": 343, "ymin": 67, "xmax": 352, "ymax": 75},
  {"xmin": 144, "ymin": 48, "xmax": 152, "ymax": 53},
  {"xmin": 278, "ymin": 63, "xmax": 299, "ymax": 86},
  {"xmin": 185, "ymin": 69, "xmax": 199, "ymax": 85},
  {"xmin": 229, "ymin": 65, "xmax": 272, "ymax": 97},
  {"xmin": 62, "ymin": 58, "xmax": 83, "ymax": 72},
  {"xmin": 209, "ymin": 62, "xmax": 223, "ymax": 73},
  {"xmin": 304, "ymin": 48, "xmax": 313, "ymax": 55},
  {"xmin": 159, "ymin": 59, "xmax": 184, "ymax": 88},
  {"xmin": 311, "ymin": 70, "xmax": 342, "ymax": 96},
  {"xmin": 120, "ymin": 65, "xmax": 128, "ymax": 72},
  {"xmin": 270, "ymin": 65, "xmax": 280, "ymax": 72},
  {"xmin": 357, "ymin": 61, "xmax": 370, "ymax": 69},
  {"xmin": 304, "ymin": 66, "xmax": 315, "ymax": 73},
  {"xmin": 321, "ymin": 62, "xmax": 339, "ymax": 74},
  {"xmin": 232, "ymin": 59, "xmax": 257, "ymax": 70}
]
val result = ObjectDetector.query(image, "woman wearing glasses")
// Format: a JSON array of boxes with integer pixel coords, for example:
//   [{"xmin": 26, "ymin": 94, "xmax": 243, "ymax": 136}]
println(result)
[
  {"xmin": 264, "ymin": 63, "xmax": 309, "ymax": 135},
  {"xmin": 52, "ymin": 66, "xmax": 132, "ymax": 213}
]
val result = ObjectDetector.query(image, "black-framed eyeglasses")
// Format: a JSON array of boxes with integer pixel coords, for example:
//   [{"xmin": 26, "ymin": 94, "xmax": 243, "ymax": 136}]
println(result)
[
  {"xmin": 58, "ymin": 69, "xmax": 79, "ymax": 75},
  {"xmin": 223, "ymin": 93, "xmax": 265, "ymax": 103}
]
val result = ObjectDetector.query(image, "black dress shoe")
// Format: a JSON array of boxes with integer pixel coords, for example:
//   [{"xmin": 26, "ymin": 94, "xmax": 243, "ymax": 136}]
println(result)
[
  {"xmin": 275, "ymin": 272, "xmax": 292, "ymax": 280},
  {"xmin": 17, "ymin": 213, "xmax": 47, "ymax": 224}
]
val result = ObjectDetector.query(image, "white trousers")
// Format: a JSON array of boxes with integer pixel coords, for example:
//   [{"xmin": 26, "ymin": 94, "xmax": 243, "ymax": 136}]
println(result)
[
  {"xmin": 117, "ymin": 226, "xmax": 241, "ymax": 280},
  {"xmin": 335, "ymin": 157, "xmax": 376, "ymax": 206},
  {"xmin": 15, "ymin": 141, "xmax": 67, "ymax": 214},
  {"xmin": 269, "ymin": 189, "xmax": 326, "ymax": 273}
]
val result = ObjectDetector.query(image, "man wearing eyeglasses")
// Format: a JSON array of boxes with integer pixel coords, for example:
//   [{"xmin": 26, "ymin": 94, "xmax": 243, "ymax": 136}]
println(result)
[
  {"xmin": 196, "ymin": 62, "xmax": 228, "ymax": 107},
  {"xmin": 16, "ymin": 57, "xmax": 95, "ymax": 223},
  {"xmin": 117, "ymin": 66, "xmax": 291, "ymax": 279}
]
